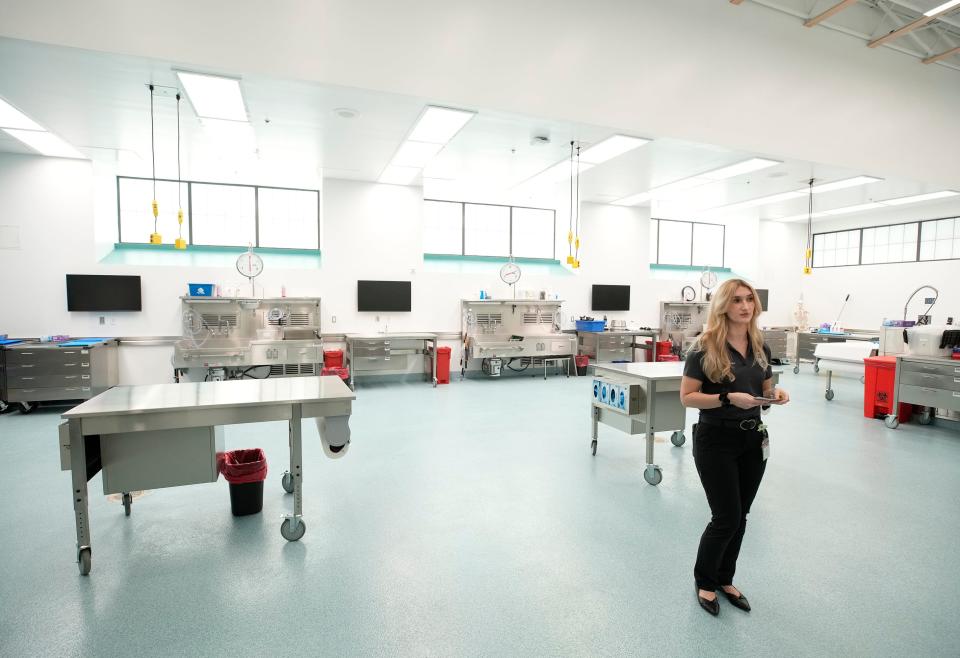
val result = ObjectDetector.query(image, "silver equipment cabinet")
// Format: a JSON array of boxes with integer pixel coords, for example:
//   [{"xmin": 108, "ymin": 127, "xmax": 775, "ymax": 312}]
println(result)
[
  {"xmin": 794, "ymin": 330, "xmax": 878, "ymax": 374},
  {"xmin": 173, "ymin": 296, "xmax": 323, "ymax": 381},
  {"xmin": 761, "ymin": 328, "xmax": 791, "ymax": 363},
  {"xmin": 461, "ymin": 299, "xmax": 576, "ymax": 379},
  {"xmin": 58, "ymin": 376, "xmax": 355, "ymax": 575},
  {"xmin": 344, "ymin": 332, "xmax": 439, "ymax": 389},
  {"xmin": 590, "ymin": 362, "xmax": 688, "ymax": 485},
  {"xmin": 659, "ymin": 301, "xmax": 710, "ymax": 358},
  {"xmin": 577, "ymin": 329, "xmax": 659, "ymax": 364},
  {"xmin": 886, "ymin": 355, "xmax": 960, "ymax": 429},
  {"xmin": 2, "ymin": 339, "xmax": 118, "ymax": 413}
]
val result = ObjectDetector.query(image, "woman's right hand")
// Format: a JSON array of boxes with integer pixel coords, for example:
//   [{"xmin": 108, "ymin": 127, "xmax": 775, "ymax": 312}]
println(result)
[{"xmin": 728, "ymin": 392, "xmax": 763, "ymax": 410}]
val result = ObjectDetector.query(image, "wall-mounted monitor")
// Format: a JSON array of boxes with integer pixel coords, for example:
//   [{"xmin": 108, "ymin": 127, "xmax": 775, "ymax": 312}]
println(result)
[
  {"xmin": 66, "ymin": 274, "xmax": 142, "ymax": 312},
  {"xmin": 591, "ymin": 284, "xmax": 630, "ymax": 311},
  {"xmin": 357, "ymin": 280, "xmax": 411, "ymax": 312},
  {"xmin": 755, "ymin": 288, "xmax": 768, "ymax": 311}
]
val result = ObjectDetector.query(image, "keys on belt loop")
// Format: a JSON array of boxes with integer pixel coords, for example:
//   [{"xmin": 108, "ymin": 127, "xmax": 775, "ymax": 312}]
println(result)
[{"xmin": 739, "ymin": 419, "xmax": 758, "ymax": 430}]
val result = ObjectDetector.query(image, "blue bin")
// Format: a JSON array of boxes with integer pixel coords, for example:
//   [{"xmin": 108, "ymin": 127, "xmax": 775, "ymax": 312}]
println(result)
[
  {"xmin": 575, "ymin": 320, "xmax": 607, "ymax": 331},
  {"xmin": 188, "ymin": 283, "xmax": 214, "ymax": 297}
]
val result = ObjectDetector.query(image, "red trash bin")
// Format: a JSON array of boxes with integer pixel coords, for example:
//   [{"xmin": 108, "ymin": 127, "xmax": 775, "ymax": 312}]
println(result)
[
  {"xmin": 323, "ymin": 349, "xmax": 343, "ymax": 368},
  {"xmin": 655, "ymin": 340, "xmax": 673, "ymax": 361},
  {"xmin": 322, "ymin": 366, "xmax": 350, "ymax": 381},
  {"xmin": 863, "ymin": 356, "xmax": 911, "ymax": 422},
  {"xmin": 429, "ymin": 346, "xmax": 451, "ymax": 384},
  {"xmin": 575, "ymin": 354, "xmax": 589, "ymax": 376}
]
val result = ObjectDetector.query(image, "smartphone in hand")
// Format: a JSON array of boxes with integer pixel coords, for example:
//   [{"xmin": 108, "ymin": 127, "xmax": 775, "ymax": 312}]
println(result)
[{"xmin": 753, "ymin": 395, "xmax": 778, "ymax": 402}]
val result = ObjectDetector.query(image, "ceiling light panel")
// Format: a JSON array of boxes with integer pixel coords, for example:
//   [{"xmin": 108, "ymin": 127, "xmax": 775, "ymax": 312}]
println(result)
[
  {"xmin": 378, "ymin": 165, "xmax": 421, "ymax": 186},
  {"xmin": 700, "ymin": 157, "xmax": 780, "ymax": 181},
  {"xmin": 579, "ymin": 135, "xmax": 650, "ymax": 164},
  {"xmin": 392, "ymin": 141, "xmax": 444, "ymax": 168},
  {"xmin": 3, "ymin": 128, "xmax": 85, "ymax": 158},
  {"xmin": 925, "ymin": 0, "xmax": 960, "ymax": 17},
  {"xmin": 407, "ymin": 106, "xmax": 476, "ymax": 144},
  {"xmin": 882, "ymin": 190, "xmax": 959, "ymax": 205},
  {"xmin": 176, "ymin": 71, "xmax": 248, "ymax": 122},
  {"xmin": 772, "ymin": 190, "xmax": 959, "ymax": 221},
  {"xmin": 0, "ymin": 98, "xmax": 44, "ymax": 131},
  {"xmin": 810, "ymin": 175, "xmax": 882, "ymax": 194}
]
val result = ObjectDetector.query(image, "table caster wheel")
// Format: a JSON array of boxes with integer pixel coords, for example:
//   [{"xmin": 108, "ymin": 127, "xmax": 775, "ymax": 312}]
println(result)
[
  {"xmin": 825, "ymin": 389, "xmax": 834, "ymax": 401},
  {"xmin": 78, "ymin": 548, "xmax": 91, "ymax": 576},
  {"xmin": 814, "ymin": 364, "xmax": 820, "ymax": 374},
  {"xmin": 122, "ymin": 492, "xmax": 132, "ymax": 516},
  {"xmin": 281, "ymin": 518, "xmax": 306, "ymax": 542},
  {"xmin": 884, "ymin": 415, "xmax": 899, "ymax": 429},
  {"xmin": 591, "ymin": 439, "xmax": 597, "ymax": 456},
  {"xmin": 19, "ymin": 401, "xmax": 35, "ymax": 414},
  {"xmin": 918, "ymin": 410, "xmax": 934, "ymax": 425},
  {"xmin": 433, "ymin": 378, "xmax": 438, "ymax": 388},
  {"xmin": 0, "ymin": 400, "xmax": 11, "ymax": 414},
  {"xmin": 281, "ymin": 471, "xmax": 294, "ymax": 494},
  {"xmin": 671, "ymin": 431, "xmax": 686, "ymax": 447},
  {"xmin": 643, "ymin": 466, "xmax": 662, "ymax": 486},
  {"xmin": 793, "ymin": 365, "xmax": 799, "ymax": 374}
]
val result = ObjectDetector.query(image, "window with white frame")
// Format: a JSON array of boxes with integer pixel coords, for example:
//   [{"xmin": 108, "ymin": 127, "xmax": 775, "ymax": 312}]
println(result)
[
  {"xmin": 424, "ymin": 199, "xmax": 555, "ymax": 259},
  {"xmin": 117, "ymin": 176, "xmax": 320, "ymax": 250},
  {"xmin": 650, "ymin": 218, "xmax": 725, "ymax": 267},
  {"xmin": 861, "ymin": 222, "xmax": 917, "ymax": 265},
  {"xmin": 813, "ymin": 217, "xmax": 960, "ymax": 268}
]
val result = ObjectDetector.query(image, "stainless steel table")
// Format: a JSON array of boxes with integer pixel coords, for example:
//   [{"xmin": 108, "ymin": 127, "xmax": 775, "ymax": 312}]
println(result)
[
  {"xmin": 59, "ymin": 376, "xmax": 355, "ymax": 575},
  {"xmin": 345, "ymin": 332, "xmax": 439, "ymax": 389},
  {"xmin": 590, "ymin": 362, "xmax": 688, "ymax": 485}
]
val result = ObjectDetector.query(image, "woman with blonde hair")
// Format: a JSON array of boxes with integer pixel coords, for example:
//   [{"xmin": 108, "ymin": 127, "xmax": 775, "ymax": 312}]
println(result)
[{"xmin": 680, "ymin": 278, "xmax": 789, "ymax": 616}]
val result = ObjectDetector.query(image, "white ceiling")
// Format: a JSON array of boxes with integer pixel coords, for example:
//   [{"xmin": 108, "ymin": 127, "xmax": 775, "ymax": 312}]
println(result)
[{"xmin": 0, "ymin": 36, "xmax": 954, "ymax": 223}]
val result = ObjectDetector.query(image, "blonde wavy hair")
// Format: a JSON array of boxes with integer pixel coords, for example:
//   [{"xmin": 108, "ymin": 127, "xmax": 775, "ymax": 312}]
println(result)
[{"xmin": 694, "ymin": 278, "xmax": 768, "ymax": 383}]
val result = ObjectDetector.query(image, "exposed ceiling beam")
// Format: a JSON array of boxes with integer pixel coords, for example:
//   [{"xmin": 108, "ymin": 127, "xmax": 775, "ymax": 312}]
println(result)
[
  {"xmin": 868, "ymin": 2, "xmax": 960, "ymax": 48},
  {"xmin": 805, "ymin": 0, "xmax": 859, "ymax": 28},
  {"xmin": 922, "ymin": 44, "xmax": 960, "ymax": 62}
]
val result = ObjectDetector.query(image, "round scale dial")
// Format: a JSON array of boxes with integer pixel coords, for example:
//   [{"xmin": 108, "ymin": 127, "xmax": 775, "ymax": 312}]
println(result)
[
  {"xmin": 237, "ymin": 250, "xmax": 264, "ymax": 278},
  {"xmin": 700, "ymin": 270, "xmax": 718, "ymax": 290},
  {"xmin": 500, "ymin": 262, "xmax": 522, "ymax": 285}
]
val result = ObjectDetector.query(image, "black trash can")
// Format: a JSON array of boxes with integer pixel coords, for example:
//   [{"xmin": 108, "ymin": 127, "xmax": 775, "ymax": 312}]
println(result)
[
  {"xmin": 220, "ymin": 448, "xmax": 268, "ymax": 516},
  {"xmin": 575, "ymin": 354, "xmax": 589, "ymax": 377}
]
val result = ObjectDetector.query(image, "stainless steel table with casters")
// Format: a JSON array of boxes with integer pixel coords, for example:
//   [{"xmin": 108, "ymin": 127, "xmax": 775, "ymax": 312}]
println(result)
[{"xmin": 58, "ymin": 376, "xmax": 355, "ymax": 575}]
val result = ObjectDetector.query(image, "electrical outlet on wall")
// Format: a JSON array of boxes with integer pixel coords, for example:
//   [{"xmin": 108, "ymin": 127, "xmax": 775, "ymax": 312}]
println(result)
[{"xmin": 331, "ymin": 315, "xmax": 336, "ymax": 323}]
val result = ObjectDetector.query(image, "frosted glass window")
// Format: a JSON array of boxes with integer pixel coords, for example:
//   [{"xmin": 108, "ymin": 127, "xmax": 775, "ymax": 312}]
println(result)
[
  {"xmin": 861, "ymin": 246, "xmax": 874, "ymax": 264},
  {"xmin": 511, "ymin": 207, "xmax": 555, "ymax": 259},
  {"xmin": 862, "ymin": 228, "xmax": 874, "ymax": 246},
  {"xmin": 649, "ymin": 220, "xmax": 659, "ymax": 264},
  {"xmin": 813, "ymin": 229, "xmax": 859, "ymax": 267},
  {"xmin": 657, "ymin": 221, "xmax": 693, "ymax": 265},
  {"xmin": 257, "ymin": 188, "xmax": 319, "ymax": 249},
  {"xmin": 191, "ymin": 183, "xmax": 255, "ymax": 246},
  {"xmin": 118, "ymin": 177, "xmax": 189, "ymax": 244},
  {"xmin": 423, "ymin": 200, "xmax": 463, "ymax": 254},
  {"xmin": 692, "ymin": 223, "xmax": 724, "ymax": 267},
  {"xmin": 464, "ymin": 203, "xmax": 510, "ymax": 256},
  {"xmin": 919, "ymin": 218, "xmax": 958, "ymax": 262}
]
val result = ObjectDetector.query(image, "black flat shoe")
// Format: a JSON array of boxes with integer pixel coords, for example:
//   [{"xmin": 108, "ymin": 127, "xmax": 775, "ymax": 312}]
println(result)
[
  {"xmin": 721, "ymin": 588, "xmax": 751, "ymax": 612},
  {"xmin": 696, "ymin": 586, "xmax": 719, "ymax": 616}
]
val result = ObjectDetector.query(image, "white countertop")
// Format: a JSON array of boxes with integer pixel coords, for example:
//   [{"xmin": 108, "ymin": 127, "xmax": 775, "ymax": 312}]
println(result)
[
  {"xmin": 63, "ymin": 376, "xmax": 355, "ymax": 419},
  {"xmin": 593, "ymin": 362, "xmax": 686, "ymax": 380}
]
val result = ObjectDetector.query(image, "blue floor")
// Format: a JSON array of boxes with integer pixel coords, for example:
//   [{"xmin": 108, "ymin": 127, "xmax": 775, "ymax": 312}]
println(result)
[{"xmin": 1, "ymin": 368, "xmax": 959, "ymax": 657}]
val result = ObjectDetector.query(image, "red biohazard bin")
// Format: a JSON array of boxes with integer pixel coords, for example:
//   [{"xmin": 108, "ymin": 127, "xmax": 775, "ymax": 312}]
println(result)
[
  {"xmin": 655, "ymin": 341, "xmax": 675, "ymax": 362},
  {"xmin": 323, "ymin": 350, "xmax": 344, "ymax": 368},
  {"xmin": 575, "ymin": 354, "xmax": 589, "ymax": 376},
  {"xmin": 218, "ymin": 449, "xmax": 268, "ymax": 516},
  {"xmin": 863, "ymin": 356, "xmax": 911, "ymax": 423},
  {"xmin": 322, "ymin": 366, "xmax": 350, "ymax": 381},
  {"xmin": 427, "ymin": 346, "xmax": 451, "ymax": 384}
]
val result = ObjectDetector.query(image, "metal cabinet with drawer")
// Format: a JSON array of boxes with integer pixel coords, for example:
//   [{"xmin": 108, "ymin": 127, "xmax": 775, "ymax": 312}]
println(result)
[
  {"xmin": 761, "ymin": 329, "xmax": 790, "ymax": 364},
  {"xmin": 345, "ymin": 333, "xmax": 438, "ymax": 389},
  {"xmin": 1, "ymin": 339, "xmax": 118, "ymax": 412},
  {"xmin": 888, "ymin": 356, "xmax": 960, "ymax": 429},
  {"xmin": 577, "ymin": 331, "xmax": 640, "ymax": 364}
]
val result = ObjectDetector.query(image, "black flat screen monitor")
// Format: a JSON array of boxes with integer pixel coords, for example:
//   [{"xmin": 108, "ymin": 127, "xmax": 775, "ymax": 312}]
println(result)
[
  {"xmin": 592, "ymin": 284, "xmax": 630, "ymax": 311},
  {"xmin": 357, "ymin": 280, "xmax": 411, "ymax": 312},
  {"xmin": 755, "ymin": 288, "xmax": 768, "ymax": 311},
  {"xmin": 66, "ymin": 274, "xmax": 142, "ymax": 312}
]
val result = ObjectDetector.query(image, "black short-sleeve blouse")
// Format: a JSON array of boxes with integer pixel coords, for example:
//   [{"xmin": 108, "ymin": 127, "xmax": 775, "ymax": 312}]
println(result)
[{"xmin": 683, "ymin": 342, "xmax": 773, "ymax": 419}]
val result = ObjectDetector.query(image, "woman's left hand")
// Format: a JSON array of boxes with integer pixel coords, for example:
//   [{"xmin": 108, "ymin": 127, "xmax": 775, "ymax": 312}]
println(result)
[{"xmin": 773, "ymin": 388, "xmax": 790, "ymax": 405}]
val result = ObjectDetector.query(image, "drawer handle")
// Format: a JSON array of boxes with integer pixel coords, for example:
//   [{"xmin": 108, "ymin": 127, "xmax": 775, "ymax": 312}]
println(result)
[
  {"xmin": 20, "ymin": 377, "xmax": 34, "ymax": 381},
  {"xmin": 920, "ymin": 387, "xmax": 937, "ymax": 393},
  {"xmin": 21, "ymin": 364, "xmax": 33, "ymax": 368},
  {"xmin": 20, "ymin": 352, "xmax": 33, "ymax": 355},
  {"xmin": 21, "ymin": 389, "xmax": 36, "ymax": 393},
  {"xmin": 64, "ymin": 375, "xmax": 77, "ymax": 379},
  {"xmin": 63, "ymin": 363, "xmax": 77, "ymax": 367},
  {"xmin": 81, "ymin": 375, "xmax": 90, "ymax": 380},
  {"xmin": 81, "ymin": 363, "xmax": 89, "ymax": 367}
]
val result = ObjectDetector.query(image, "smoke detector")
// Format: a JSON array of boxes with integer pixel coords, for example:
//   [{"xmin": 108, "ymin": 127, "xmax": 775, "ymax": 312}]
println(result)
[
  {"xmin": 333, "ymin": 107, "xmax": 360, "ymax": 119},
  {"xmin": 530, "ymin": 134, "xmax": 551, "ymax": 146}
]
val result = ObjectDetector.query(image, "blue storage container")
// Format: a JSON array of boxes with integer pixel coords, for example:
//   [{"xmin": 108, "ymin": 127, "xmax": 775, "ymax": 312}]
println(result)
[
  {"xmin": 188, "ymin": 283, "xmax": 214, "ymax": 297},
  {"xmin": 575, "ymin": 320, "xmax": 607, "ymax": 331}
]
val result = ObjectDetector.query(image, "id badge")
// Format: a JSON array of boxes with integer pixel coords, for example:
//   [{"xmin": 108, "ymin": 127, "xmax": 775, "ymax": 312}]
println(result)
[{"xmin": 761, "ymin": 437, "xmax": 770, "ymax": 461}]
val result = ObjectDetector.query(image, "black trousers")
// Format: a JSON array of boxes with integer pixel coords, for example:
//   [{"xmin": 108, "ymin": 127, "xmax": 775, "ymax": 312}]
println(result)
[{"xmin": 693, "ymin": 421, "xmax": 767, "ymax": 591}]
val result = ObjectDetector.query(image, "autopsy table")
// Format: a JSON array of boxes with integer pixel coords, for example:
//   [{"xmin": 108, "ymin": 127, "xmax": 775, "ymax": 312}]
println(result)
[{"xmin": 59, "ymin": 376, "xmax": 355, "ymax": 575}]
